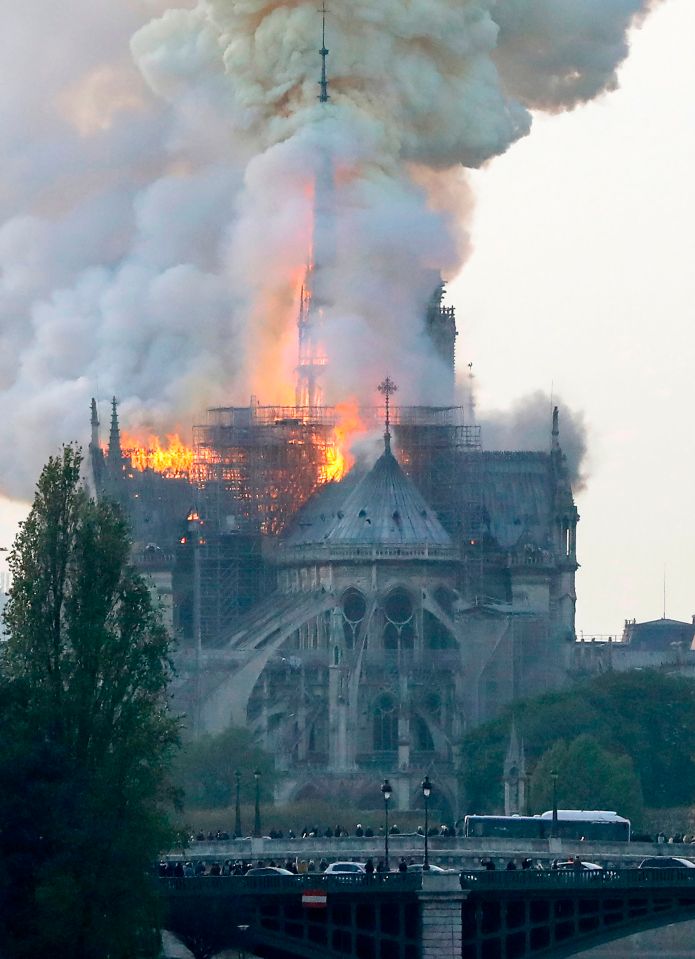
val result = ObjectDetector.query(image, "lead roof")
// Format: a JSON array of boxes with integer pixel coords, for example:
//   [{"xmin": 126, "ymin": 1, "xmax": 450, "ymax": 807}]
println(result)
[{"xmin": 283, "ymin": 449, "xmax": 452, "ymax": 548}]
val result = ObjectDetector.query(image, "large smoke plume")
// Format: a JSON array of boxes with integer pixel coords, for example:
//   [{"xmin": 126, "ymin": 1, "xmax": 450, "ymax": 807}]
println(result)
[{"xmin": 0, "ymin": 0, "xmax": 658, "ymax": 497}]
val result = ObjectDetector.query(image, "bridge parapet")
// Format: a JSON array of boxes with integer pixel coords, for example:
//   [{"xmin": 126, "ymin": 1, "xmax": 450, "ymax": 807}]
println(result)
[{"xmin": 172, "ymin": 834, "xmax": 673, "ymax": 870}]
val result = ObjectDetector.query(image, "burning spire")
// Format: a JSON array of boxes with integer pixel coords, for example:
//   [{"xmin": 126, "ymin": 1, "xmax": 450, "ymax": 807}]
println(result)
[
  {"xmin": 318, "ymin": 2, "xmax": 330, "ymax": 104},
  {"xmin": 296, "ymin": 4, "xmax": 334, "ymax": 411}
]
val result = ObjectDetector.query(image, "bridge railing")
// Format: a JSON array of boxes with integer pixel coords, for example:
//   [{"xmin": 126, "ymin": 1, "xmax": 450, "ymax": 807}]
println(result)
[
  {"xmin": 161, "ymin": 872, "xmax": 422, "ymax": 895},
  {"xmin": 460, "ymin": 868, "xmax": 695, "ymax": 890}
]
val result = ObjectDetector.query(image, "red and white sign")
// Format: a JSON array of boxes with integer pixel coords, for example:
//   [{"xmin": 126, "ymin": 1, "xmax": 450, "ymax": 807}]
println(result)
[{"xmin": 302, "ymin": 889, "xmax": 328, "ymax": 909}]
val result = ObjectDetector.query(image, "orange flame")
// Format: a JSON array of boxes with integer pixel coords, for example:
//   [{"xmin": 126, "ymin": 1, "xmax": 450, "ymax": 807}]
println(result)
[
  {"xmin": 121, "ymin": 432, "xmax": 194, "ymax": 478},
  {"xmin": 321, "ymin": 399, "xmax": 365, "ymax": 483}
]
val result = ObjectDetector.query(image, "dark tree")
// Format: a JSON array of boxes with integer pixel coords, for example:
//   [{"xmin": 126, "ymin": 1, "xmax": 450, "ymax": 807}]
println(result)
[
  {"xmin": 174, "ymin": 724, "xmax": 276, "ymax": 810},
  {"xmin": 0, "ymin": 446, "xmax": 179, "ymax": 959},
  {"xmin": 461, "ymin": 670, "xmax": 695, "ymax": 816},
  {"xmin": 529, "ymin": 735, "xmax": 644, "ymax": 823}
]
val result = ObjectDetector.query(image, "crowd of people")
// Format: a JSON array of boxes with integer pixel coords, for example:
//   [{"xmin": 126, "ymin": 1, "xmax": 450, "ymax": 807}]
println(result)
[
  {"xmin": 159, "ymin": 856, "xmax": 421, "ymax": 877},
  {"xmin": 191, "ymin": 823, "xmax": 457, "ymax": 842}
]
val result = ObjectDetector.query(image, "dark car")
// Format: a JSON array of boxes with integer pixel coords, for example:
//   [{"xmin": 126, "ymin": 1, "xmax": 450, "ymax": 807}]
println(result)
[
  {"xmin": 245, "ymin": 866, "xmax": 294, "ymax": 876},
  {"xmin": 638, "ymin": 857, "xmax": 695, "ymax": 869}
]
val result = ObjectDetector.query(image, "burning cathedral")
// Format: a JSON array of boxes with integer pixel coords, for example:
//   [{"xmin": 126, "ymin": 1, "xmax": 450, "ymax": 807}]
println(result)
[{"xmin": 89, "ymin": 23, "xmax": 579, "ymax": 818}]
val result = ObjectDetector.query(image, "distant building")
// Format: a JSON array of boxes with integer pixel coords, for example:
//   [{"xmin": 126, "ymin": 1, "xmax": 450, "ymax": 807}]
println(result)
[{"xmin": 621, "ymin": 617, "xmax": 695, "ymax": 652}]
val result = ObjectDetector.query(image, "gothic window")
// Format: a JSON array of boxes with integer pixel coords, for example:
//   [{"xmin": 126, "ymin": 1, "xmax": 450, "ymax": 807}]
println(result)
[
  {"xmin": 373, "ymin": 694, "xmax": 398, "ymax": 751},
  {"xmin": 384, "ymin": 588, "xmax": 413, "ymax": 625},
  {"xmin": 342, "ymin": 588, "xmax": 366, "ymax": 650},
  {"xmin": 425, "ymin": 692, "xmax": 442, "ymax": 724},
  {"xmin": 401, "ymin": 623, "xmax": 415, "ymax": 649},
  {"xmin": 383, "ymin": 622, "xmax": 399, "ymax": 650},
  {"xmin": 343, "ymin": 588, "xmax": 367, "ymax": 623},
  {"xmin": 423, "ymin": 609, "xmax": 456, "ymax": 649},
  {"xmin": 413, "ymin": 715, "xmax": 435, "ymax": 752}
]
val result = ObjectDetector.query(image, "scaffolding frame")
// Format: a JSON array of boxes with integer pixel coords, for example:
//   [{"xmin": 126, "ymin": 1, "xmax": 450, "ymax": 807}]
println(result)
[{"xmin": 192, "ymin": 403, "xmax": 483, "ymax": 543}]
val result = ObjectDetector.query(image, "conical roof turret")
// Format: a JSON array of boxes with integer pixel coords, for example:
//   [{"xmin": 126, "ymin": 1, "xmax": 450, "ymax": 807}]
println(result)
[{"xmin": 324, "ymin": 447, "xmax": 452, "ymax": 548}]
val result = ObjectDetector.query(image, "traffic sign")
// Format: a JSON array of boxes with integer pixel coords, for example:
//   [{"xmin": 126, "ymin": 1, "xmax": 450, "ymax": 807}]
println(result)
[{"xmin": 302, "ymin": 888, "xmax": 328, "ymax": 909}]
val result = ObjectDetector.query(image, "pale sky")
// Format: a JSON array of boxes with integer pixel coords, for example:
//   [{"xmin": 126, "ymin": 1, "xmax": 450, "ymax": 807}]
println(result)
[
  {"xmin": 0, "ymin": 0, "xmax": 692, "ymax": 637},
  {"xmin": 451, "ymin": 0, "xmax": 695, "ymax": 635}
]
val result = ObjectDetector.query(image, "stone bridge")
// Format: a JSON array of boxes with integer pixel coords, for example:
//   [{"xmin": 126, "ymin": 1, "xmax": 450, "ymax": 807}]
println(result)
[
  {"xmin": 161, "ymin": 868, "xmax": 695, "ymax": 959},
  {"xmin": 175, "ymin": 834, "xmax": 675, "ymax": 870}
]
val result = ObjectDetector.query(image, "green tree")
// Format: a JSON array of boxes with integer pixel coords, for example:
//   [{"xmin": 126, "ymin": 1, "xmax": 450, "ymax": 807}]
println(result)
[
  {"xmin": 461, "ymin": 670, "xmax": 695, "ymax": 814},
  {"xmin": 174, "ymin": 725, "xmax": 276, "ymax": 810},
  {"xmin": 0, "ymin": 446, "xmax": 179, "ymax": 959},
  {"xmin": 529, "ymin": 735, "xmax": 644, "ymax": 824}
]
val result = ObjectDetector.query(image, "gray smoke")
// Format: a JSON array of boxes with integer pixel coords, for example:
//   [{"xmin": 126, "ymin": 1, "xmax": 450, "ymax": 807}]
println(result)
[
  {"xmin": 0, "ymin": 0, "xmax": 658, "ymax": 497},
  {"xmin": 480, "ymin": 392, "xmax": 588, "ymax": 488}
]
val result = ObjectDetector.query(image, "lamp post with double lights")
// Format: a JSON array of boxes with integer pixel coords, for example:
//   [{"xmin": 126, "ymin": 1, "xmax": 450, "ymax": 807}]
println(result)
[
  {"xmin": 550, "ymin": 769, "xmax": 559, "ymax": 839},
  {"xmin": 254, "ymin": 769, "xmax": 262, "ymax": 838},
  {"xmin": 234, "ymin": 769, "xmax": 242, "ymax": 837},
  {"xmin": 421, "ymin": 775, "xmax": 432, "ymax": 870},
  {"xmin": 381, "ymin": 779, "xmax": 392, "ymax": 871}
]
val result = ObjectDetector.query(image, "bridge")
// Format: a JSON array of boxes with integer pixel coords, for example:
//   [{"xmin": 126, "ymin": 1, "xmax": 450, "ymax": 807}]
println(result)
[
  {"xmin": 161, "ymin": 868, "xmax": 695, "ymax": 959},
  {"xmin": 175, "ymin": 833, "xmax": 679, "ymax": 870}
]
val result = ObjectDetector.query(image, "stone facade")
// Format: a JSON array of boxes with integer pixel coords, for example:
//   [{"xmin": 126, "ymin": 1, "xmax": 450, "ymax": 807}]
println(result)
[{"xmin": 181, "ymin": 411, "xmax": 579, "ymax": 818}]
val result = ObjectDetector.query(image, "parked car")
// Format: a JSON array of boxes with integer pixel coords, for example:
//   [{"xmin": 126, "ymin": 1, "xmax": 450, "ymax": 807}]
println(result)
[
  {"xmin": 552, "ymin": 860, "xmax": 603, "ymax": 871},
  {"xmin": 245, "ymin": 866, "xmax": 294, "ymax": 876},
  {"xmin": 638, "ymin": 857, "xmax": 695, "ymax": 869},
  {"xmin": 323, "ymin": 862, "xmax": 367, "ymax": 875}
]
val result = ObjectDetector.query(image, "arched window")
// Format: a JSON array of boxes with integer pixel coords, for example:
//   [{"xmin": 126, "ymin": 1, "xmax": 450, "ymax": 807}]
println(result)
[
  {"xmin": 342, "ymin": 588, "xmax": 366, "ymax": 650},
  {"xmin": 343, "ymin": 588, "xmax": 367, "ymax": 623},
  {"xmin": 423, "ymin": 610, "xmax": 456, "ymax": 649},
  {"xmin": 373, "ymin": 695, "xmax": 398, "ymax": 752},
  {"xmin": 384, "ymin": 588, "xmax": 413, "ymax": 625},
  {"xmin": 413, "ymin": 715, "xmax": 435, "ymax": 752},
  {"xmin": 383, "ymin": 623, "xmax": 399, "ymax": 650},
  {"xmin": 401, "ymin": 623, "xmax": 415, "ymax": 650}
]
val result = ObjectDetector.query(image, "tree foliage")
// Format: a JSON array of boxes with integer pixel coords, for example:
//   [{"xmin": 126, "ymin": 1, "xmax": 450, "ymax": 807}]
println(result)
[
  {"xmin": 461, "ymin": 670, "xmax": 695, "ymax": 817},
  {"xmin": 0, "ymin": 447, "xmax": 179, "ymax": 959},
  {"xmin": 529, "ymin": 735, "xmax": 644, "ymax": 823},
  {"xmin": 174, "ymin": 725, "xmax": 276, "ymax": 810}
]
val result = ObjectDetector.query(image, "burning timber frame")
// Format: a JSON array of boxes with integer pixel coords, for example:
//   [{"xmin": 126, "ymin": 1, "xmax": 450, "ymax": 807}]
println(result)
[{"xmin": 192, "ymin": 402, "xmax": 483, "ymax": 539}]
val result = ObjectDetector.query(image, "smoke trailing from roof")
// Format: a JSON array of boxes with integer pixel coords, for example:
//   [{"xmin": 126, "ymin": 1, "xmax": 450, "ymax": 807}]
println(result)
[
  {"xmin": 480, "ymin": 392, "xmax": 588, "ymax": 489},
  {"xmin": 0, "ymin": 0, "xmax": 659, "ymax": 496}
]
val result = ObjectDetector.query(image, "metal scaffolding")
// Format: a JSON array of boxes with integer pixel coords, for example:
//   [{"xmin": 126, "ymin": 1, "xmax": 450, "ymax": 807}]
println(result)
[{"xmin": 193, "ymin": 404, "xmax": 340, "ymax": 535}]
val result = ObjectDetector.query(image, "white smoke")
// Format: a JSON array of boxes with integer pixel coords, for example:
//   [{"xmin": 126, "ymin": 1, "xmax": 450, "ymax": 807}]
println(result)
[{"xmin": 0, "ymin": 0, "xmax": 659, "ymax": 496}]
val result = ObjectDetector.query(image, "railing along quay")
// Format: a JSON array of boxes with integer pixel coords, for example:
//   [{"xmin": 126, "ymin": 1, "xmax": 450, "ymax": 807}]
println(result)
[
  {"xmin": 162, "ymin": 872, "xmax": 422, "ymax": 895},
  {"xmin": 459, "ymin": 867, "xmax": 695, "ymax": 889}
]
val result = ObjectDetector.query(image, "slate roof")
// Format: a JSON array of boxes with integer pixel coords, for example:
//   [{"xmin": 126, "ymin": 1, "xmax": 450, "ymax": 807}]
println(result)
[
  {"xmin": 481, "ymin": 452, "xmax": 553, "ymax": 550},
  {"xmin": 282, "ymin": 449, "xmax": 452, "ymax": 549},
  {"xmin": 282, "ymin": 469, "xmax": 363, "ymax": 548},
  {"xmin": 327, "ymin": 449, "xmax": 452, "ymax": 547},
  {"xmin": 621, "ymin": 618, "xmax": 695, "ymax": 651}
]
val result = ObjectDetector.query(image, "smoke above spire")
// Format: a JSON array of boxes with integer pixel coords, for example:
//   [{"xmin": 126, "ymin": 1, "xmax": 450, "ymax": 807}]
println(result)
[{"xmin": 0, "ymin": 0, "xmax": 660, "ymax": 497}]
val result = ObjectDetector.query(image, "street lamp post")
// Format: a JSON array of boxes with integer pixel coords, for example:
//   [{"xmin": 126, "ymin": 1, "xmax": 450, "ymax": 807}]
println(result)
[
  {"xmin": 234, "ymin": 769, "xmax": 242, "ymax": 837},
  {"xmin": 381, "ymin": 779, "xmax": 392, "ymax": 871},
  {"xmin": 550, "ymin": 770, "xmax": 559, "ymax": 839},
  {"xmin": 421, "ymin": 776, "xmax": 432, "ymax": 871},
  {"xmin": 254, "ymin": 769, "xmax": 262, "ymax": 838}
]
